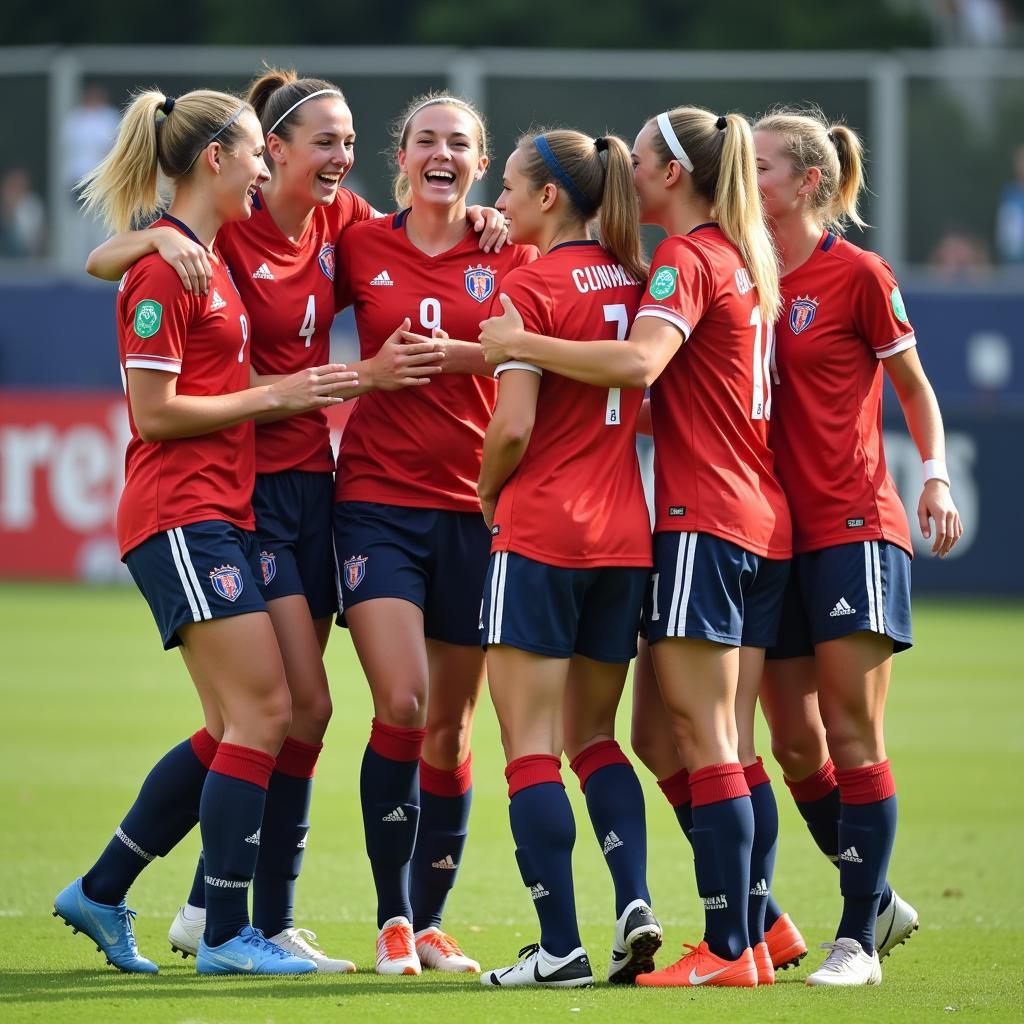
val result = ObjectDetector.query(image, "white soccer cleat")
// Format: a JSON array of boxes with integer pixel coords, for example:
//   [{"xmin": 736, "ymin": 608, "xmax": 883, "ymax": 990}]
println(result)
[
  {"xmin": 168, "ymin": 905, "xmax": 205, "ymax": 958},
  {"xmin": 268, "ymin": 927, "xmax": 356, "ymax": 974},
  {"xmin": 607, "ymin": 898, "xmax": 663, "ymax": 984},
  {"xmin": 415, "ymin": 927, "xmax": 480, "ymax": 973},
  {"xmin": 805, "ymin": 937, "xmax": 882, "ymax": 987},
  {"xmin": 376, "ymin": 916, "xmax": 420, "ymax": 975},
  {"xmin": 481, "ymin": 943, "xmax": 594, "ymax": 988},
  {"xmin": 875, "ymin": 890, "xmax": 919, "ymax": 959}
]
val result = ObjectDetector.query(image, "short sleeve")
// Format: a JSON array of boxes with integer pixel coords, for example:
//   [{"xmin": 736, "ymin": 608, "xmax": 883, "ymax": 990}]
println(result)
[
  {"xmin": 633, "ymin": 236, "xmax": 712, "ymax": 340},
  {"xmin": 488, "ymin": 267, "xmax": 553, "ymax": 377},
  {"xmin": 121, "ymin": 259, "xmax": 194, "ymax": 374},
  {"xmin": 850, "ymin": 252, "xmax": 916, "ymax": 359},
  {"xmin": 335, "ymin": 229, "xmax": 356, "ymax": 312}
]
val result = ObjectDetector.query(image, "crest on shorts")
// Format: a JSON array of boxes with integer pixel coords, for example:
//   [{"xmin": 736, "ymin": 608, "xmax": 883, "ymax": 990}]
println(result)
[
  {"xmin": 789, "ymin": 295, "xmax": 819, "ymax": 334},
  {"xmin": 465, "ymin": 264, "xmax": 495, "ymax": 302},
  {"xmin": 259, "ymin": 551, "xmax": 276, "ymax": 586},
  {"xmin": 318, "ymin": 243, "xmax": 336, "ymax": 281},
  {"xmin": 343, "ymin": 554, "xmax": 368, "ymax": 591},
  {"xmin": 210, "ymin": 564, "xmax": 244, "ymax": 602}
]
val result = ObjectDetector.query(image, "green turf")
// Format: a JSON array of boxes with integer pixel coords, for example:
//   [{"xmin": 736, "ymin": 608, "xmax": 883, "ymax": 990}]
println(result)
[{"xmin": 2, "ymin": 584, "xmax": 1022, "ymax": 1021}]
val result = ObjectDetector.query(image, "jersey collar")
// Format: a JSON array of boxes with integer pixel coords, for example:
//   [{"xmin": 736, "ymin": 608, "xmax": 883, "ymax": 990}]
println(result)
[
  {"xmin": 688, "ymin": 221, "xmax": 719, "ymax": 235},
  {"xmin": 161, "ymin": 213, "xmax": 203, "ymax": 245},
  {"xmin": 549, "ymin": 239, "xmax": 600, "ymax": 253}
]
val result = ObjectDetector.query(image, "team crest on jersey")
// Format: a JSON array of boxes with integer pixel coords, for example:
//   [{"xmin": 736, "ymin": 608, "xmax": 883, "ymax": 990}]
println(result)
[
  {"xmin": 789, "ymin": 295, "xmax": 819, "ymax": 334},
  {"xmin": 318, "ymin": 243, "xmax": 336, "ymax": 281},
  {"xmin": 465, "ymin": 264, "xmax": 495, "ymax": 302},
  {"xmin": 133, "ymin": 299, "xmax": 163, "ymax": 338},
  {"xmin": 259, "ymin": 551, "xmax": 276, "ymax": 586},
  {"xmin": 343, "ymin": 554, "xmax": 368, "ymax": 591},
  {"xmin": 209, "ymin": 565, "xmax": 244, "ymax": 602}
]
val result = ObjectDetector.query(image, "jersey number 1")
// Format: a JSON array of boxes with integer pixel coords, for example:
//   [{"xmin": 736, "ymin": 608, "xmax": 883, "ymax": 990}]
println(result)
[
  {"xmin": 603, "ymin": 303, "xmax": 628, "ymax": 425},
  {"xmin": 749, "ymin": 304, "xmax": 776, "ymax": 421}
]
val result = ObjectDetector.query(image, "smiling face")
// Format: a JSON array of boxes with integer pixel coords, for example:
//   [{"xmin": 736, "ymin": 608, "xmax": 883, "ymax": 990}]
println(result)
[
  {"xmin": 631, "ymin": 121, "xmax": 672, "ymax": 227},
  {"xmin": 495, "ymin": 146, "xmax": 550, "ymax": 247},
  {"xmin": 753, "ymin": 129, "xmax": 806, "ymax": 225},
  {"xmin": 267, "ymin": 96, "xmax": 355, "ymax": 208},
  {"xmin": 398, "ymin": 104, "xmax": 487, "ymax": 211},
  {"xmin": 215, "ymin": 110, "xmax": 272, "ymax": 222}
]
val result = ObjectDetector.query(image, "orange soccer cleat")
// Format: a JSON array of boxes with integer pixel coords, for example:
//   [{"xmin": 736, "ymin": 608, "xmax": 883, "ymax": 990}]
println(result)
[
  {"xmin": 635, "ymin": 941, "xmax": 758, "ymax": 988},
  {"xmin": 375, "ymin": 916, "xmax": 421, "ymax": 975},
  {"xmin": 753, "ymin": 940, "xmax": 775, "ymax": 985},
  {"xmin": 765, "ymin": 913, "xmax": 808, "ymax": 970},
  {"xmin": 415, "ymin": 927, "xmax": 480, "ymax": 973}
]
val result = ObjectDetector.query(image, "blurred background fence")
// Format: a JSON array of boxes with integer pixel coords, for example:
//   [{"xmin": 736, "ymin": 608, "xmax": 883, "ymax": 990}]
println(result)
[{"xmin": 1, "ymin": 45, "xmax": 1021, "ymax": 592}]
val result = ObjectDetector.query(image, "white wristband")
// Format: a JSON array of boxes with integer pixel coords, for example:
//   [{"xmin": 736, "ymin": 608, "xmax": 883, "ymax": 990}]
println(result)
[{"xmin": 922, "ymin": 459, "xmax": 950, "ymax": 485}]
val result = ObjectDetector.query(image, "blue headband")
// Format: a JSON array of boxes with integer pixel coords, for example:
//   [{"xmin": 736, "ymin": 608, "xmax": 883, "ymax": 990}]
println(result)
[
  {"xmin": 183, "ymin": 104, "xmax": 247, "ymax": 172},
  {"xmin": 534, "ymin": 135, "xmax": 597, "ymax": 216}
]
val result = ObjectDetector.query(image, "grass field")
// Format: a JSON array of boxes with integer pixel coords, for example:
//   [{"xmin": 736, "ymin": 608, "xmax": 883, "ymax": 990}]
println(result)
[{"xmin": 2, "ymin": 583, "xmax": 1022, "ymax": 1022}]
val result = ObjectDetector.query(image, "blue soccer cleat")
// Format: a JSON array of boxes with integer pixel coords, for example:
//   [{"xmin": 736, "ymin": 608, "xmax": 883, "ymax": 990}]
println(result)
[
  {"xmin": 53, "ymin": 877, "xmax": 159, "ymax": 974},
  {"xmin": 196, "ymin": 925, "xmax": 317, "ymax": 975}
]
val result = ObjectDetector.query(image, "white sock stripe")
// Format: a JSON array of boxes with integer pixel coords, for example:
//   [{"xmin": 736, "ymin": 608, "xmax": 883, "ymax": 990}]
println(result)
[
  {"xmin": 167, "ymin": 529, "xmax": 202, "ymax": 622},
  {"xmin": 872, "ymin": 541, "xmax": 885, "ymax": 634},
  {"xmin": 863, "ymin": 541, "xmax": 878, "ymax": 633},
  {"xmin": 667, "ymin": 532, "xmax": 690, "ymax": 635},
  {"xmin": 175, "ymin": 528, "xmax": 212, "ymax": 620}
]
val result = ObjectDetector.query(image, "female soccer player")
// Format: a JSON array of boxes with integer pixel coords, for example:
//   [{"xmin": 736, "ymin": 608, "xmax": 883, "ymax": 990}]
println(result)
[
  {"xmin": 54, "ymin": 87, "xmax": 359, "ymax": 975},
  {"xmin": 332, "ymin": 93, "xmax": 536, "ymax": 975},
  {"xmin": 481, "ymin": 105, "xmax": 791, "ymax": 989},
  {"xmin": 465, "ymin": 128, "xmax": 657, "ymax": 989},
  {"xmin": 751, "ymin": 108, "xmax": 962, "ymax": 986}
]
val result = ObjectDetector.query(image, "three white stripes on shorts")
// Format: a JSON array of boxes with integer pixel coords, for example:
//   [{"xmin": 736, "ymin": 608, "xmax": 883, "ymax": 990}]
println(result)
[
  {"xmin": 863, "ymin": 540, "xmax": 885, "ymax": 634},
  {"xmin": 486, "ymin": 552, "xmax": 509, "ymax": 644},
  {"xmin": 167, "ymin": 527, "xmax": 212, "ymax": 622}
]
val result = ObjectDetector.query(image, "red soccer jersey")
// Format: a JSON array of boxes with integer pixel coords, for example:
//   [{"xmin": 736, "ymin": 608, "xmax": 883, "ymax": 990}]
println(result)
[
  {"xmin": 116, "ymin": 216, "xmax": 255, "ymax": 557},
  {"xmin": 489, "ymin": 241, "xmax": 651, "ymax": 568},
  {"xmin": 333, "ymin": 210, "xmax": 537, "ymax": 511},
  {"xmin": 218, "ymin": 188, "xmax": 375, "ymax": 474},
  {"xmin": 636, "ymin": 225, "xmax": 792, "ymax": 558},
  {"xmin": 769, "ymin": 232, "xmax": 914, "ymax": 555}
]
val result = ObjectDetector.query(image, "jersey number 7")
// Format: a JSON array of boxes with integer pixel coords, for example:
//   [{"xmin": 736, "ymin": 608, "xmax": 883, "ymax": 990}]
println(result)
[{"xmin": 604, "ymin": 303, "xmax": 629, "ymax": 425}]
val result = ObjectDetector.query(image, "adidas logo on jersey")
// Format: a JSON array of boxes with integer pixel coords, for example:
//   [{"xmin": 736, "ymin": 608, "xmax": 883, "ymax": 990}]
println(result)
[
  {"xmin": 602, "ymin": 831, "xmax": 624, "ymax": 855},
  {"xmin": 210, "ymin": 289, "xmax": 227, "ymax": 311},
  {"xmin": 840, "ymin": 846, "xmax": 864, "ymax": 864},
  {"xmin": 244, "ymin": 828, "xmax": 261, "ymax": 845},
  {"xmin": 529, "ymin": 882, "xmax": 550, "ymax": 901},
  {"xmin": 382, "ymin": 807, "xmax": 408, "ymax": 823},
  {"xmin": 252, "ymin": 263, "xmax": 274, "ymax": 280},
  {"xmin": 750, "ymin": 878, "xmax": 770, "ymax": 897},
  {"xmin": 830, "ymin": 597, "xmax": 857, "ymax": 617},
  {"xmin": 431, "ymin": 854, "xmax": 458, "ymax": 870},
  {"xmin": 702, "ymin": 894, "xmax": 729, "ymax": 911},
  {"xmin": 370, "ymin": 270, "xmax": 394, "ymax": 286}
]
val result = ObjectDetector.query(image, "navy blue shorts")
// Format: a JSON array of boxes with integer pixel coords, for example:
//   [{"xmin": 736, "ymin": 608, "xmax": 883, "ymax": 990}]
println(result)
[
  {"xmin": 333, "ymin": 501, "xmax": 491, "ymax": 646},
  {"xmin": 253, "ymin": 470, "xmax": 337, "ymax": 620},
  {"xmin": 766, "ymin": 540, "xmax": 913, "ymax": 660},
  {"xmin": 124, "ymin": 520, "xmax": 267, "ymax": 650},
  {"xmin": 643, "ymin": 531, "xmax": 790, "ymax": 648},
  {"xmin": 480, "ymin": 551, "xmax": 648, "ymax": 663}
]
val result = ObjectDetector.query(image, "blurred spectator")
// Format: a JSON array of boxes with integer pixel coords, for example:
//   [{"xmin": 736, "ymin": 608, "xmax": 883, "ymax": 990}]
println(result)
[
  {"xmin": 0, "ymin": 168, "xmax": 46, "ymax": 258},
  {"xmin": 61, "ymin": 84, "xmax": 120, "ymax": 262},
  {"xmin": 929, "ymin": 228, "xmax": 992, "ymax": 280},
  {"xmin": 933, "ymin": 0, "xmax": 1010, "ymax": 46},
  {"xmin": 995, "ymin": 144, "xmax": 1024, "ymax": 265}
]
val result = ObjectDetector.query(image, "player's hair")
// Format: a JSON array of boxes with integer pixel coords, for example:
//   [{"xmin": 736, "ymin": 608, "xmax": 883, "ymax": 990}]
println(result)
[
  {"xmin": 246, "ymin": 65, "xmax": 346, "ymax": 143},
  {"xmin": 753, "ymin": 106, "xmax": 867, "ymax": 233},
  {"xmin": 390, "ymin": 92, "xmax": 488, "ymax": 209},
  {"xmin": 516, "ymin": 128, "xmax": 647, "ymax": 284},
  {"xmin": 78, "ymin": 88, "xmax": 249, "ymax": 233},
  {"xmin": 649, "ymin": 106, "xmax": 780, "ymax": 322}
]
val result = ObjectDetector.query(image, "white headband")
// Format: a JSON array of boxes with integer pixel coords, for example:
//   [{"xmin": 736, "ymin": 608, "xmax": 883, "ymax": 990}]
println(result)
[
  {"xmin": 656, "ymin": 111, "xmax": 694, "ymax": 173},
  {"xmin": 268, "ymin": 89, "xmax": 342, "ymax": 135},
  {"xmin": 401, "ymin": 96, "xmax": 473, "ymax": 137}
]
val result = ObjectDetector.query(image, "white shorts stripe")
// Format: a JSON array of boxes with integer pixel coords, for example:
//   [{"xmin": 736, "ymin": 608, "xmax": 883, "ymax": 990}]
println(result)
[
  {"xmin": 488, "ymin": 552, "xmax": 507, "ymax": 645},
  {"xmin": 174, "ymin": 527, "xmax": 212, "ymax": 620},
  {"xmin": 668, "ymin": 532, "xmax": 697, "ymax": 637},
  {"xmin": 871, "ymin": 541, "xmax": 885, "ymax": 634},
  {"xmin": 863, "ymin": 542, "xmax": 878, "ymax": 633},
  {"xmin": 167, "ymin": 530, "xmax": 201, "ymax": 623}
]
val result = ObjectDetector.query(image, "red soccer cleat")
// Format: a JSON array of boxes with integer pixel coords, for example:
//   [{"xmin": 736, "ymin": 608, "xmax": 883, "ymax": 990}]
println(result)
[
  {"xmin": 765, "ymin": 913, "xmax": 808, "ymax": 970},
  {"xmin": 635, "ymin": 941, "xmax": 757, "ymax": 988}
]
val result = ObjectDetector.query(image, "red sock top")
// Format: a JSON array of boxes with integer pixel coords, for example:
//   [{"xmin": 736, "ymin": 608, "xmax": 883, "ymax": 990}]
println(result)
[
  {"xmin": 190, "ymin": 727, "xmax": 219, "ymax": 769},
  {"xmin": 836, "ymin": 760, "xmax": 896, "ymax": 805},
  {"xmin": 689, "ymin": 762, "xmax": 750, "ymax": 807},
  {"xmin": 657, "ymin": 767, "xmax": 692, "ymax": 808},
  {"xmin": 420, "ymin": 753, "xmax": 473, "ymax": 797},
  {"xmin": 274, "ymin": 736, "xmax": 323, "ymax": 779},
  {"xmin": 505, "ymin": 754, "xmax": 562, "ymax": 798},
  {"xmin": 568, "ymin": 739, "xmax": 630, "ymax": 792},
  {"xmin": 743, "ymin": 756, "xmax": 772, "ymax": 790},
  {"xmin": 210, "ymin": 743, "xmax": 275, "ymax": 790},
  {"xmin": 784, "ymin": 759, "xmax": 838, "ymax": 804},
  {"xmin": 368, "ymin": 718, "xmax": 427, "ymax": 762}
]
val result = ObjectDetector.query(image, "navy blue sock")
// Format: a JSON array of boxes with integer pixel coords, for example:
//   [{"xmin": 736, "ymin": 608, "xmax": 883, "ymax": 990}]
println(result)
[
  {"xmin": 200, "ymin": 744, "xmax": 273, "ymax": 947},
  {"xmin": 743, "ymin": 760, "xmax": 778, "ymax": 945},
  {"xmin": 507, "ymin": 756, "xmax": 580, "ymax": 957},
  {"xmin": 360, "ymin": 720, "xmax": 424, "ymax": 928},
  {"xmin": 188, "ymin": 853, "xmax": 206, "ymax": 908},
  {"xmin": 82, "ymin": 730, "xmax": 216, "ymax": 906},
  {"xmin": 252, "ymin": 737, "xmax": 321, "ymax": 936},
  {"xmin": 411, "ymin": 757, "xmax": 472, "ymax": 933},
  {"xmin": 689, "ymin": 764, "xmax": 754, "ymax": 961},
  {"xmin": 571, "ymin": 743, "xmax": 650, "ymax": 916},
  {"xmin": 836, "ymin": 762, "xmax": 898, "ymax": 954}
]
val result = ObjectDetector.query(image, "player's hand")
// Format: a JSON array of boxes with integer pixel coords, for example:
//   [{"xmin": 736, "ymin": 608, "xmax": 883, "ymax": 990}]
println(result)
[
  {"xmin": 468, "ymin": 205, "xmax": 509, "ymax": 253},
  {"xmin": 268, "ymin": 363, "xmax": 359, "ymax": 410},
  {"xmin": 479, "ymin": 495, "xmax": 497, "ymax": 530},
  {"xmin": 369, "ymin": 319, "xmax": 445, "ymax": 391},
  {"xmin": 153, "ymin": 227, "xmax": 213, "ymax": 295},
  {"xmin": 479, "ymin": 294, "xmax": 525, "ymax": 364},
  {"xmin": 917, "ymin": 479, "xmax": 963, "ymax": 557}
]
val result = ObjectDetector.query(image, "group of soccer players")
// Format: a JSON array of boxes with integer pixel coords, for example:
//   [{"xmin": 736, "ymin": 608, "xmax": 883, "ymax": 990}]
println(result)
[{"xmin": 52, "ymin": 67, "xmax": 962, "ymax": 989}]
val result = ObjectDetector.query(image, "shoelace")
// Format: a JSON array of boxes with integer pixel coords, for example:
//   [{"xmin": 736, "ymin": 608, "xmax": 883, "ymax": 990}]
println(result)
[
  {"xmin": 247, "ymin": 927, "xmax": 291, "ymax": 959},
  {"xmin": 289, "ymin": 928, "xmax": 325, "ymax": 955},
  {"xmin": 381, "ymin": 924, "xmax": 414, "ymax": 960},
  {"xmin": 114, "ymin": 906, "xmax": 141, "ymax": 952},
  {"xmin": 517, "ymin": 943, "xmax": 540, "ymax": 960},
  {"xmin": 659, "ymin": 943, "xmax": 702, "ymax": 974},
  {"xmin": 421, "ymin": 930, "xmax": 464, "ymax": 956},
  {"xmin": 817, "ymin": 941, "xmax": 861, "ymax": 973}
]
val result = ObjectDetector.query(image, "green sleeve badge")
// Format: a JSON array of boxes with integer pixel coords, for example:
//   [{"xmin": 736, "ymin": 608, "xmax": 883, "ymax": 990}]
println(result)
[
  {"xmin": 649, "ymin": 266, "xmax": 678, "ymax": 301},
  {"xmin": 890, "ymin": 286, "xmax": 909, "ymax": 324},
  {"xmin": 133, "ymin": 299, "xmax": 163, "ymax": 338}
]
